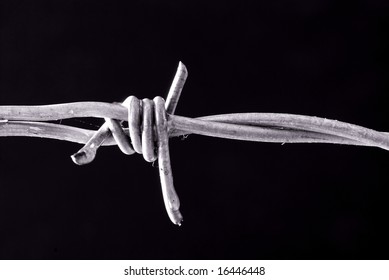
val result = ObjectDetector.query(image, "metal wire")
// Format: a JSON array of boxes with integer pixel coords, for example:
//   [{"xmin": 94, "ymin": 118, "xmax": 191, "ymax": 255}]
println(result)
[{"xmin": 1, "ymin": 61, "xmax": 389, "ymax": 225}]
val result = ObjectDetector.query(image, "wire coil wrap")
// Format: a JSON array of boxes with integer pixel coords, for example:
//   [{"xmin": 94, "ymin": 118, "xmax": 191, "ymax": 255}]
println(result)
[{"xmin": 70, "ymin": 62, "xmax": 188, "ymax": 225}]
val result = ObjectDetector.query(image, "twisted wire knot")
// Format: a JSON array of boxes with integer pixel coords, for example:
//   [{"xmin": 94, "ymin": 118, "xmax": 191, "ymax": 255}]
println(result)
[
  {"xmin": 109, "ymin": 96, "xmax": 182, "ymax": 225},
  {"xmin": 71, "ymin": 62, "xmax": 188, "ymax": 225},
  {"xmin": 105, "ymin": 96, "xmax": 167, "ymax": 162}
]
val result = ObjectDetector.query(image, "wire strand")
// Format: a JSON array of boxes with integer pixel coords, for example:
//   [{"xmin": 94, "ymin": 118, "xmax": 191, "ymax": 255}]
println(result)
[{"xmin": 1, "ymin": 62, "xmax": 388, "ymax": 225}]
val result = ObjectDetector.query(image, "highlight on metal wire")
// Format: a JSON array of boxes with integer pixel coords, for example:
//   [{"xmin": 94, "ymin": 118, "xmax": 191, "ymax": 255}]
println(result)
[{"xmin": 1, "ymin": 61, "xmax": 389, "ymax": 225}]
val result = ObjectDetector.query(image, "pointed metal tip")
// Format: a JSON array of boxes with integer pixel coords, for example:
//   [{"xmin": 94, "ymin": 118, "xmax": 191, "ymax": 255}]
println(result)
[
  {"xmin": 178, "ymin": 61, "xmax": 187, "ymax": 74},
  {"xmin": 71, "ymin": 149, "xmax": 95, "ymax": 165},
  {"xmin": 168, "ymin": 209, "xmax": 183, "ymax": 226}
]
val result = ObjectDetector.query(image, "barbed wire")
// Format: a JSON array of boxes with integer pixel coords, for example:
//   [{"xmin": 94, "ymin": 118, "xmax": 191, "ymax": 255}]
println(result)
[{"xmin": 1, "ymin": 62, "xmax": 388, "ymax": 225}]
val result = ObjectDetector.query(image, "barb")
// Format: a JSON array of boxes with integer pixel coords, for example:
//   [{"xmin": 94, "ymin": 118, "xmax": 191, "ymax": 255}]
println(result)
[
  {"xmin": 70, "ymin": 62, "xmax": 188, "ymax": 225},
  {"xmin": 1, "ymin": 62, "xmax": 389, "ymax": 225}
]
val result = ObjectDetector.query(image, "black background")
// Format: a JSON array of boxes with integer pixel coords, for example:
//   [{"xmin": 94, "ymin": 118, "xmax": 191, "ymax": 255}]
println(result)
[{"xmin": 0, "ymin": 0, "xmax": 389, "ymax": 259}]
